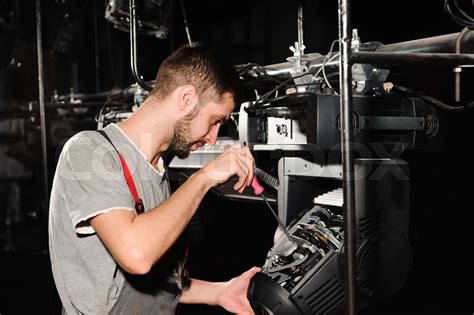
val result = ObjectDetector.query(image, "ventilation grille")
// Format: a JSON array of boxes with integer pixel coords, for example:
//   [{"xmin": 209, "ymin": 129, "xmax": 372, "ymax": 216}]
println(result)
[
  {"xmin": 304, "ymin": 276, "xmax": 344, "ymax": 314},
  {"xmin": 358, "ymin": 211, "xmax": 382, "ymax": 240}
]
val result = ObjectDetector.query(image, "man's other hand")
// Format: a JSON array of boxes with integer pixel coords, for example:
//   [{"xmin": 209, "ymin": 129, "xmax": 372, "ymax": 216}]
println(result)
[{"xmin": 216, "ymin": 266, "xmax": 260, "ymax": 315}]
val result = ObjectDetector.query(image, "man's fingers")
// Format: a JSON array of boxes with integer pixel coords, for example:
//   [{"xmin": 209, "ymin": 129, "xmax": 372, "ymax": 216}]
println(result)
[
  {"xmin": 233, "ymin": 163, "xmax": 249, "ymax": 192},
  {"xmin": 243, "ymin": 267, "xmax": 261, "ymax": 279},
  {"xmin": 230, "ymin": 151, "xmax": 251, "ymax": 192},
  {"xmin": 243, "ymin": 154, "xmax": 255, "ymax": 186},
  {"xmin": 232, "ymin": 148, "xmax": 255, "ymax": 187},
  {"xmin": 209, "ymin": 146, "xmax": 255, "ymax": 191},
  {"xmin": 234, "ymin": 150, "xmax": 254, "ymax": 187},
  {"xmin": 241, "ymin": 147, "xmax": 255, "ymax": 186}
]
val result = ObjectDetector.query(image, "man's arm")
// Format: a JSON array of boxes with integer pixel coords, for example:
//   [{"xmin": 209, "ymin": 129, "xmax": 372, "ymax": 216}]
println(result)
[
  {"xmin": 90, "ymin": 146, "xmax": 255, "ymax": 275},
  {"xmin": 90, "ymin": 170, "xmax": 210, "ymax": 274},
  {"xmin": 180, "ymin": 267, "xmax": 260, "ymax": 315}
]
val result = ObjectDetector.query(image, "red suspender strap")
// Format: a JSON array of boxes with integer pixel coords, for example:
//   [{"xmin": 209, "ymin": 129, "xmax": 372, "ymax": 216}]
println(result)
[
  {"xmin": 117, "ymin": 154, "xmax": 144, "ymax": 214},
  {"xmin": 97, "ymin": 130, "xmax": 144, "ymax": 214}
]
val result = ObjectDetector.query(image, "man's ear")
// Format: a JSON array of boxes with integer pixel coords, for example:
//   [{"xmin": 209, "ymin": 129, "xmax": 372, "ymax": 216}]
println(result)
[{"xmin": 177, "ymin": 85, "xmax": 198, "ymax": 112}]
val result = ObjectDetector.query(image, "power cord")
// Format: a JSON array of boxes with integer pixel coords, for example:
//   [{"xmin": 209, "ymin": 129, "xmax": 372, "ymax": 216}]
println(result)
[{"xmin": 391, "ymin": 85, "xmax": 474, "ymax": 111}]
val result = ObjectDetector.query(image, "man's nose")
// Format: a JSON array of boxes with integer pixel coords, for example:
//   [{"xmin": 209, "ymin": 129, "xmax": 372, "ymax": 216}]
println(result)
[{"xmin": 205, "ymin": 125, "xmax": 220, "ymax": 145}]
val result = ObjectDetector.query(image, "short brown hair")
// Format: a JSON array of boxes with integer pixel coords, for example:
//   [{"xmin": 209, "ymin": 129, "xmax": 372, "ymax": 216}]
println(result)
[{"xmin": 151, "ymin": 42, "xmax": 239, "ymax": 104}]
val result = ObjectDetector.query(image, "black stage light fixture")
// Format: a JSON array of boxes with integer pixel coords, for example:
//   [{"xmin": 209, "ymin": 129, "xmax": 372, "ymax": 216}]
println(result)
[{"xmin": 105, "ymin": 0, "xmax": 172, "ymax": 38}]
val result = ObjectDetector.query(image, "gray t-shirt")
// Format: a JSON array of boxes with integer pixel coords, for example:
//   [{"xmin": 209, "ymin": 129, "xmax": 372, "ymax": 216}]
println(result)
[{"xmin": 49, "ymin": 124, "xmax": 184, "ymax": 314}]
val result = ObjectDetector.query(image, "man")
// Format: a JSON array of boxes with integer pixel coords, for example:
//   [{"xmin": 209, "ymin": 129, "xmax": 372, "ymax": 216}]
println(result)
[{"xmin": 49, "ymin": 43, "xmax": 259, "ymax": 314}]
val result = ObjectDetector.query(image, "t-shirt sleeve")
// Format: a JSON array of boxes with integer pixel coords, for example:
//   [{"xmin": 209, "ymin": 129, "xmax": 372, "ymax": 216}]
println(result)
[{"xmin": 55, "ymin": 132, "xmax": 136, "ymax": 235}]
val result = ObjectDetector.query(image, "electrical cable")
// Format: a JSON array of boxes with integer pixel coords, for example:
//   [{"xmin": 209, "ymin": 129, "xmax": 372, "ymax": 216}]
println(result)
[
  {"xmin": 245, "ymin": 73, "xmax": 311, "ymax": 112},
  {"xmin": 444, "ymin": 0, "xmax": 474, "ymax": 27},
  {"xmin": 315, "ymin": 40, "xmax": 339, "ymax": 73},
  {"xmin": 453, "ymin": 0, "xmax": 473, "ymax": 21},
  {"xmin": 236, "ymin": 63, "xmax": 283, "ymax": 84},
  {"xmin": 96, "ymin": 87, "xmax": 134, "ymax": 123},
  {"xmin": 246, "ymin": 92, "xmax": 315, "ymax": 119},
  {"xmin": 96, "ymin": 96, "xmax": 123, "ymax": 123},
  {"xmin": 248, "ymin": 77, "xmax": 295, "ymax": 109},
  {"xmin": 313, "ymin": 39, "xmax": 340, "ymax": 93},
  {"xmin": 258, "ymin": 91, "xmax": 315, "ymax": 107},
  {"xmin": 314, "ymin": 53, "xmax": 339, "ymax": 78},
  {"xmin": 391, "ymin": 85, "xmax": 474, "ymax": 111},
  {"xmin": 322, "ymin": 54, "xmax": 338, "ymax": 93}
]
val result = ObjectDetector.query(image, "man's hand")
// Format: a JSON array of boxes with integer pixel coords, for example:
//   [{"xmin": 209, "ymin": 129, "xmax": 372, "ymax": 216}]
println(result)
[
  {"xmin": 200, "ymin": 146, "xmax": 255, "ymax": 193},
  {"xmin": 216, "ymin": 267, "xmax": 260, "ymax": 315},
  {"xmin": 179, "ymin": 267, "xmax": 261, "ymax": 313}
]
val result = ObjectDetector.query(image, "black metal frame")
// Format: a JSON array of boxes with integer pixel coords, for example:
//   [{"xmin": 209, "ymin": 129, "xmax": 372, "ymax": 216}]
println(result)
[
  {"xmin": 338, "ymin": 1, "xmax": 357, "ymax": 314},
  {"xmin": 338, "ymin": 2, "xmax": 474, "ymax": 314},
  {"xmin": 351, "ymin": 51, "xmax": 474, "ymax": 66},
  {"xmin": 36, "ymin": 0, "xmax": 49, "ymax": 212},
  {"xmin": 32, "ymin": 2, "xmax": 474, "ymax": 311},
  {"xmin": 129, "ymin": 0, "xmax": 154, "ymax": 92}
]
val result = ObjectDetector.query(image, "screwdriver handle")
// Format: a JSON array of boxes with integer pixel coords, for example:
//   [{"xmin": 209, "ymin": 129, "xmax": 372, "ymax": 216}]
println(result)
[{"xmin": 251, "ymin": 176, "xmax": 265, "ymax": 195}]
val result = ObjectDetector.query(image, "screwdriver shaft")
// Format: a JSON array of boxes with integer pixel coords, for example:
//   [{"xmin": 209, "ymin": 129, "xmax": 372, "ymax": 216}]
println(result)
[{"xmin": 260, "ymin": 194, "xmax": 295, "ymax": 244}]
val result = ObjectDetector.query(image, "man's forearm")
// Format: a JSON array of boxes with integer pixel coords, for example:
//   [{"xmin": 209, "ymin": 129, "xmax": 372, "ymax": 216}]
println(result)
[
  {"xmin": 179, "ymin": 278, "xmax": 226, "ymax": 305},
  {"xmin": 90, "ymin": 170, "xmax": 212, "ymax": 274},
  {"xmin": 130, "ymin": 171, "xmax": 211, "ymax": 265}
]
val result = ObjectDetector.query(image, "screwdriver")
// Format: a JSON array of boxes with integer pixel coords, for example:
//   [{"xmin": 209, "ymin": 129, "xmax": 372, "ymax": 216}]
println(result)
[{"xmin": 251, "ymin": 176, "xmax": 295, "ymax": 244}]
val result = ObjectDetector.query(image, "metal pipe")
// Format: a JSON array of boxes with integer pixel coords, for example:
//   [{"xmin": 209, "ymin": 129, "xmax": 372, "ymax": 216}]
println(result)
[
  {"xmin": 36, "ymin": 0, "xmax": 49, "ymax": 211},
  {"xmin": 30, "ymin": 101, "xmax": 127, "ymax": 109},
  {"xmin": 238, "ymin": 31, "xmax": 474, "ymax": 81},
  {"xmin": 338, "ymin": 0, "xmax": 357, "ymax": 314},
  {"xmin": 351, "ymin": 51, "xmax": 474, "ymax": 67},
  {"xmin": 375, "ymin": 31, "xmax": 474, "ymax": 54},
  {"xmin": 56, "ymin": 91, "xmax": 110, "ymax": 101},
  {"xmin": 454, "ymin": 28, "xmax": 471, "ymax": 102},
  {"xmin": 179, "ymin": 0, "xmax": 193, "ymax": 45},
  {"xmin": 93, "ymin": 0, "xmax": 100, "ymax": 92},
  {"xmin": 129, "ymin": 0, "xmax": 153, "ymax": 92},
  {"xmin": 297, "ymin": 0, "xmax": 304, "ymax": 49},
  {"xmin": 55, "ymin": 86, "xmax": 139, "ymax": 102},
  {"xmin": 237, "ymin": 53, "xmax": 337, "ymax": 79}
]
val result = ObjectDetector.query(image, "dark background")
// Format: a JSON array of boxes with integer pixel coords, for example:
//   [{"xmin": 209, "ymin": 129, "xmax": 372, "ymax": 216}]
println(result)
[{"xmin": 0, "ymin": 0, "xmax": 473, "ymax": 314}]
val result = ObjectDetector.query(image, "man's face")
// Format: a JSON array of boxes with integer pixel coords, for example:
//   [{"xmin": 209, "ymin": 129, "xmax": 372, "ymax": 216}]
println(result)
[{"xmin": 170, "ymin": 92, "xmax": 234, "ymax": 158}]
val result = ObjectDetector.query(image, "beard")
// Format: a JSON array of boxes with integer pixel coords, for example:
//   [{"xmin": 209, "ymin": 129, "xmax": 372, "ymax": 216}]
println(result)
[
  {"xmin": 169, "ymin": 104, "xmax": 201, "ymax": 159},
  {"xmin": 169, "ymin": 119, "xmax": 193, "ymax": 159}
]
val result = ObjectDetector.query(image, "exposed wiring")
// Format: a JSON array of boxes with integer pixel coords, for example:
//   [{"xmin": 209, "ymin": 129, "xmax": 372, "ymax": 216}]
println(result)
[{"xmin": 391, "ymin": 85, "xmax": 474, "ymax": 111}]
